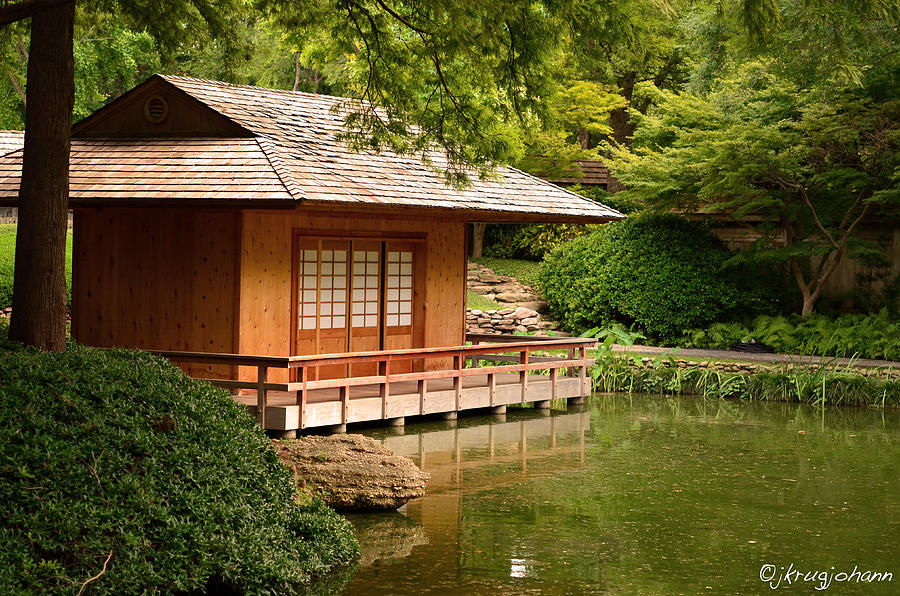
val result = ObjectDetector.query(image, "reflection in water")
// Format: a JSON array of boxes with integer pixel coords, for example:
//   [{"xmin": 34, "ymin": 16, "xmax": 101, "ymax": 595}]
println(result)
[
  {"xmin": 340, "ymin": 397, "xmax": 899, "ymax": 595},
  {"xmin": 352, "ymin": 512, "xmax": 428, "ymax": 567}
]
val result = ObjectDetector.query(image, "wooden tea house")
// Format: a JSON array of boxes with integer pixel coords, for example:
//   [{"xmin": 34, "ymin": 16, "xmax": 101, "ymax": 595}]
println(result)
[{"xmin": 0, "ymin": 75, "xmax": 623, "ymax": 432}]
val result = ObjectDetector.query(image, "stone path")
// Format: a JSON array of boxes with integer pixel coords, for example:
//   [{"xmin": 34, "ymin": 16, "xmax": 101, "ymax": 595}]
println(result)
[{"xmin": 466, "ymin": 262, "xmax": 566, "ymax": 336}]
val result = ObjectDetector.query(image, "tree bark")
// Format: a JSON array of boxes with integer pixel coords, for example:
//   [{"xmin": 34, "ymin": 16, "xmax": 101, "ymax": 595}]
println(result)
[
  {"xmin": 471, "ymin": 223, "xmax": 487, "ymax": 258},
  {"xmin": 8, "ymin": 0, "xmax": 75, "ymax": 351}
]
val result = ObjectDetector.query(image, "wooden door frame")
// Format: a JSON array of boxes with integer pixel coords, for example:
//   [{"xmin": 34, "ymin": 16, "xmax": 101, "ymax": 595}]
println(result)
[{"xmin": 290, "ymin": 229, "xmax": 427, "ymax": 367}]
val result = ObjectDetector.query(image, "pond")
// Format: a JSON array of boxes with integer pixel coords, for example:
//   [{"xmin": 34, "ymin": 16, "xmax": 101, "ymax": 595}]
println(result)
[{"xmin": 340, "ymin": 396, "xmax": 899, "ymax": 594}]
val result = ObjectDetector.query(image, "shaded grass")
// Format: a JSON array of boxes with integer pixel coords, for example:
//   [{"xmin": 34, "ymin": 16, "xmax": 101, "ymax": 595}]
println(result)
[
  {"xmin": 470, "ymin": 257, "xmax": 542, "ymax": 288},
  {"xmin": 0, "ymin": 223, "xmax": 73, "ymax": 309},
  {"xmin": 467, "ymin": 290, "xmax": 503, "ymax": 311}
]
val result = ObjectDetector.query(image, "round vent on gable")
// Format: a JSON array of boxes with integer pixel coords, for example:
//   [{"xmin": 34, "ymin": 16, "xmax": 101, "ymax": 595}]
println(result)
[{"xmin": 143, "ymin": 95, "xmax": 169, "ymax": 124}]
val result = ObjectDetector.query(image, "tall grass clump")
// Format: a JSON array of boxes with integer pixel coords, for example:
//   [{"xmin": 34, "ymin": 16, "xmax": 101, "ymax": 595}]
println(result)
[
  {"xmin": 592, "ymin": 354, "xmax": 900, "ymax": 408},
  {"xmin": 0, "ymin": 324, "xmax": 357, "ymax": 595}
]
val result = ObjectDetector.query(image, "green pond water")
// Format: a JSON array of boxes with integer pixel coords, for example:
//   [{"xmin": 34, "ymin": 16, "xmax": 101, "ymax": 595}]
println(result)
[{"xmin": 335, "ymin": 396, "xmax": 899, "ymax": 595}]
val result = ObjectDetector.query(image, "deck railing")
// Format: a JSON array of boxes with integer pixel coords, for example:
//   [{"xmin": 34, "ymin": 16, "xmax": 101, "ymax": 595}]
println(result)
[{"xmin": 152, "ymin": 334, "xmax": 596, "ymax": 429}]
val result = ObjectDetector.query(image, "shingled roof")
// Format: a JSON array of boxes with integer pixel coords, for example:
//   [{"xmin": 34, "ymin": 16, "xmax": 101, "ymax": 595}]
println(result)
[
  {"xmin": 0, "ymin": 130, "xmax": 23, "ymax": 155},
  {"xmin": 0, "ymin": 75, "xmax": 623, "ymax": 222}
]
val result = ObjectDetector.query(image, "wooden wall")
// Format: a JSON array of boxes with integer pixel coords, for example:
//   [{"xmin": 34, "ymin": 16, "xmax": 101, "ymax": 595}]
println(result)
[
  {"xmin": 711, "ymin": 223, "xmax": 900, "ymax": 299},
  {"xmin": 72, "ymin": 207, "xmax": 240, "ymax": 378},
  {"xmin": 238, "ymin": 209, "xmax": 467, "ymax": 382}
]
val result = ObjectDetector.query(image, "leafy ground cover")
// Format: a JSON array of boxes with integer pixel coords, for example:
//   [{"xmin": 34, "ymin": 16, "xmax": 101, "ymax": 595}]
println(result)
[
  {"xmin": 0, "ymin": 323, "xmax": 357, "ymax": 595},
  {"xmin": 683, "ymin": 312, "xmax": 900, "ymax": 362},
  {"xmin": 0, "ymin": 224, "xmax": 73, "ymax": 309}
]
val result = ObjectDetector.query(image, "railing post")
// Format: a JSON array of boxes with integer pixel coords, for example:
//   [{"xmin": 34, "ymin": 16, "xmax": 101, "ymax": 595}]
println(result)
[
  {"xmin": 567, "ymin": 347, "xmax": 576, "ymax": 377},
  {"xmin": 418, "ymin": 378, "xmax": 427, "ymax": 415},
  {"xmin": 453, "ymin": 354, "xmax": 462, "ymax": 412},
  {"xmin": 550, "ymin": 366, "xmax": 558, "ymax": 400},
  {"xmin": 340, "ymin": 384, "xmax": 349, "ymax": 425},
  {"xmin": 298, "ymin": 365, "xmax": 307, "ymax": 429},
  {"xmin": 379, "ymin": 359, "xmax": 390, "ymax": 419},
  {"xmin": 519, "ymin": 348, "xmax": 529, "ymax": 403},
  {"xmin": 488, "ymin": 371, "xmax": 496, "ymax": 407},
  {"xmin": 578, "ymin": 346, "xmax": 587, "ymax": 394},
  {"xmin": 257, "ymin": 365, "xmax": 268, "ymax": 429}
]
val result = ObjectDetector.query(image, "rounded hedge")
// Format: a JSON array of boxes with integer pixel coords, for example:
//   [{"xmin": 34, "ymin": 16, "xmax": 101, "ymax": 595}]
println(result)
[
  {"xmin": 0, "ymin": 339, "xmax": 357, "ymax": 595},
  {"xmin": 539, "ymin": 214, "xmax": 740, "ymax": 341}
]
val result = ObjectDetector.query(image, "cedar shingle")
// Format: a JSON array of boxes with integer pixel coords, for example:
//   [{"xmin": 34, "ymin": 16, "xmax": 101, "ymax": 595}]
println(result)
[{"xmin": 0, "ymin": 77, "xmax": 624, "ymax": 221}]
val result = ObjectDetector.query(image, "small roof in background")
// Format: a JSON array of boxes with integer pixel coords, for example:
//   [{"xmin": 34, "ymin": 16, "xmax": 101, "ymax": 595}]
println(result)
[
  {"xmin": 548, "ymin": 160, "xmax": 610, "ymax": 187},
  {"xmin": 0, "ymin": 76, "xmax": 623, "ymax": 222},
  {"xmin": 0, "ymin": 130, "xmax": 24, "ymax": 155}
]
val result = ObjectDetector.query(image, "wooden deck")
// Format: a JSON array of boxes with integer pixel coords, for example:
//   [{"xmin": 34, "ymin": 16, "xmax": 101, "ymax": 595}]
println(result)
[{"xmin": 154, "ymin": 334, "xmax": 596, "ymax": 431}]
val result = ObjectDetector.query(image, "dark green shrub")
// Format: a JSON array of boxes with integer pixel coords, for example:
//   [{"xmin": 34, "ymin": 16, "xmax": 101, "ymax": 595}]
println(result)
[
  {"xmin": 0, "ymin": 332, "xmax": 357, "ymax": 595},
  {"xmin": 539, "ymin": 214, "xmax": 741, "ymax": 341}
]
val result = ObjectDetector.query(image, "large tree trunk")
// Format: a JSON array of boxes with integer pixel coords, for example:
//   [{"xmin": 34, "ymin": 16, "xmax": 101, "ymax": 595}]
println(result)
[
  {"xmin": 471, "ymin": 223, "xmax": 487, "ymax": 258},
  {"xmin": 8, "ymin": 1, "xmax": 75, "ymax": 351}
]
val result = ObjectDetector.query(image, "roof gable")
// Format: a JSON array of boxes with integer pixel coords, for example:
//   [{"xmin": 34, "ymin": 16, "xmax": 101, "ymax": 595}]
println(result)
[{"xmin": 73, "ymin": 76, "xmax": 250, "ymax": 138}]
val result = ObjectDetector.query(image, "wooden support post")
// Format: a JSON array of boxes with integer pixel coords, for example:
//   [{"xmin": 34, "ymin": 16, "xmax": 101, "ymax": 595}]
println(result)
[
  {"xmin": 340, "ymin": 384, "xmax": 349, "ymax": 425},
  {"xmin": 519, "ymin": 349, "xmax": 529, "ymax": 403},
  {"xmin": 379, "ymin": 360, "xmax": 390, "ymax": 419},
  {"xmin": 418, "ymin": 378, "xmax": 427, "ymax": 415},
  {"xmin": 488, "ymin": 372, "xmax": 496, "ymax": 407},
  {"xmin": 453, "ymin": 354, "xmax": 462, "ymax": 412},
  {"xmin": 257, "ymin": 365, "xmax": 267, "ymax": 429}
]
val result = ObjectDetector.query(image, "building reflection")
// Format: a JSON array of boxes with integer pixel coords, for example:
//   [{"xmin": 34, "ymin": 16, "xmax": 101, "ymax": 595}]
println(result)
[{"xmin": 352, "ymin": 407, "xmax": 590, "ymax": 581}]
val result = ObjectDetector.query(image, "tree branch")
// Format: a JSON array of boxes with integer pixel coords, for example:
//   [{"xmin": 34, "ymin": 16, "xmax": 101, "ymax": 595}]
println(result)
[
  {"xmin": 0, "ymin": 0, "xmax": 73, "ymax": 26},
  {"xmin": 5, "ymin": 65, "xmax": 25, "ymax": 105},
  {"xmin": 76, "ymin": 550, "xmax": 113, "ymax": 596},
  {"xmin": 799, "ymin": 186, "xmax": 839, "ymax": 249}
]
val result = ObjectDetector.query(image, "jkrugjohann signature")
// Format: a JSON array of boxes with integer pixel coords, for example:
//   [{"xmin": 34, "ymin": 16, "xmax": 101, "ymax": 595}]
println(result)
[{"xmin": 760, "ymin": 564, "xmax": 893, "ymax": 590}]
